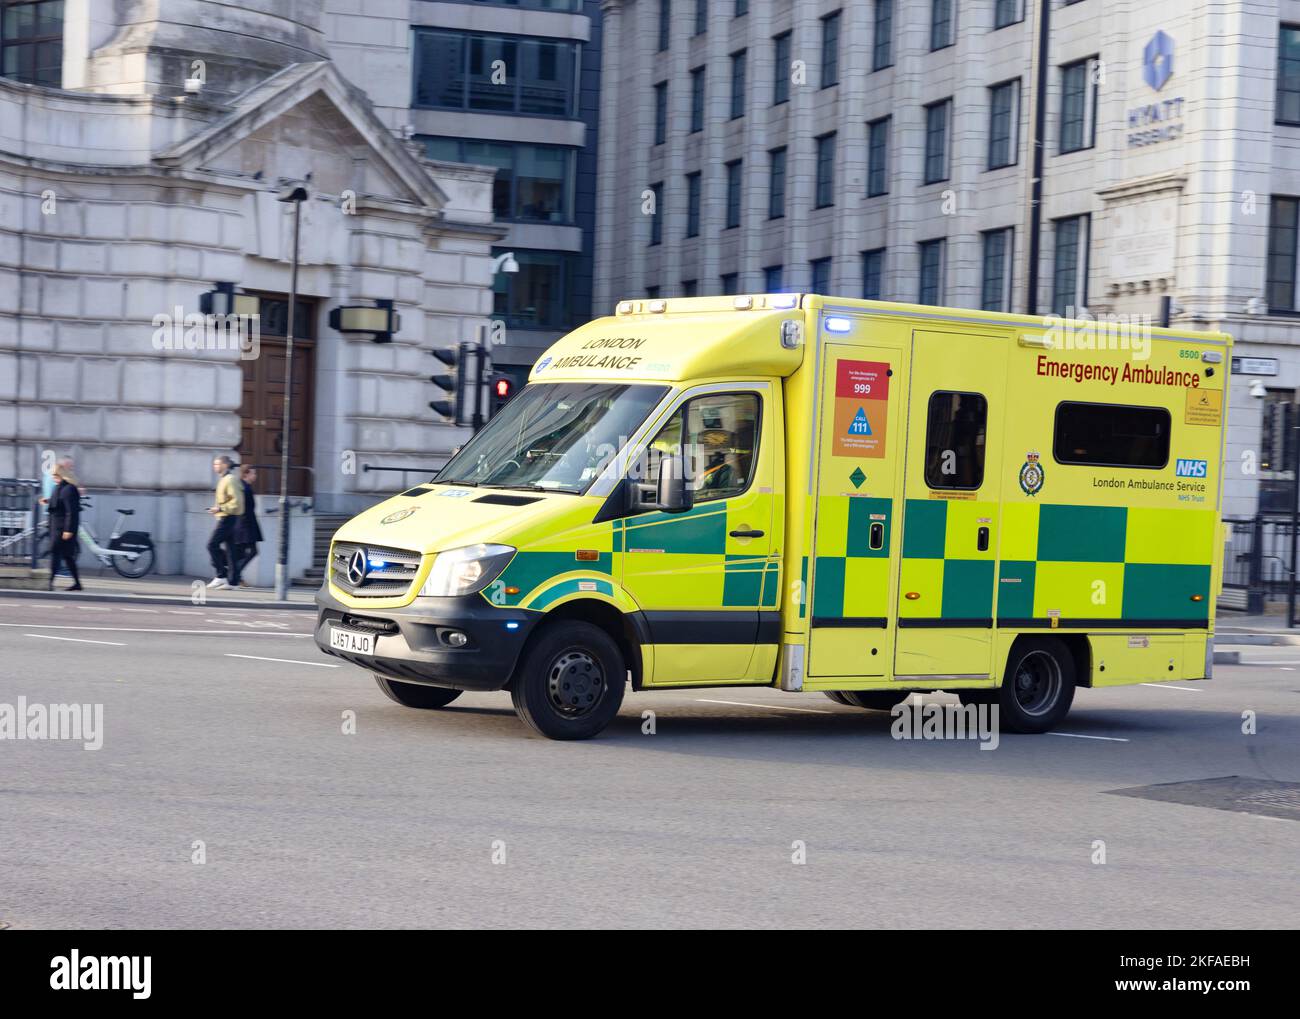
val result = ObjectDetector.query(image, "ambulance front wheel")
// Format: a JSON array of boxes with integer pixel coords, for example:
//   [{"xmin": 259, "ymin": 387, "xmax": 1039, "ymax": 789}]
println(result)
[
  {"xmin": 998, "ymin": 638, "xmax": 1076, "ymax": 733},
  {"xmin": 373, "ymin": 674, "xmax": 462, "ymax": 709},
  {"xmin": 510, "ymin": 620, "xmax": 626, "ymax": 740},
  {"xmin": 839, "ymin": 691, "xmax": 907, "ymax": 710}
]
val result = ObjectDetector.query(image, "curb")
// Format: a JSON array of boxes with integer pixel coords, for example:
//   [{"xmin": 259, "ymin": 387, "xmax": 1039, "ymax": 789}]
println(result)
[
  {"xmin": 1213, "ymin": 650, "xmax": 1241, "ymax": 665},
  {"xmin": 0, "ymin": 586, "xmax": 316, "ymax": 612}
]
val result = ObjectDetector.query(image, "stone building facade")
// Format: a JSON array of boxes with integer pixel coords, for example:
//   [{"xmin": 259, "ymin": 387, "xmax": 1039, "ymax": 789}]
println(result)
[
  {"xmin": 0, "ymin": 0, "xmax": 501, "ymax": 580},
  {"xmin": 594, "ymin": 0, "xmax": 1300, "ymax": 520}
]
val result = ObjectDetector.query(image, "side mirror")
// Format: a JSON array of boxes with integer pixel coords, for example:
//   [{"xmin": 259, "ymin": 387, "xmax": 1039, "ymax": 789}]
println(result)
[{"xmin": 656, "ymin": 452, "xmax": 693, "ymax": 513}]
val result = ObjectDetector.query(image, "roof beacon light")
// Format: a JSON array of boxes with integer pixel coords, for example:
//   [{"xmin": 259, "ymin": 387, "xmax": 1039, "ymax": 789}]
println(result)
[
  {"xmin": 825, "ymin": 316, "xmax": 853, "ymax": 333},
  {"xmin": 648, "ymin": 299, "xmax": 667, "ymax": 314},
  {"xmin": 616, "ymin": 301, "xmax": 634, "ymax": 315},
  {"xmin": 771, "ymin": 294, "xmax": 798, "ymax": 310},
  {"xmin": 732, "ymin": 296, "xmax": 754, "ymax": 310}
]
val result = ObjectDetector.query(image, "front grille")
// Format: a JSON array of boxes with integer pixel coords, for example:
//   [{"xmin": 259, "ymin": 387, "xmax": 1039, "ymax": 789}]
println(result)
[{"xmin": 331, "ymin": 541, "xmax": 423, "ymax": 598}]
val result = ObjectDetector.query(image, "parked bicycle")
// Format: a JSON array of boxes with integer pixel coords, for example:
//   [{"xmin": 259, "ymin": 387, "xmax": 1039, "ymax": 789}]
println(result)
[{"xmin": 37, "ymin": 498, "xmax": 156, "ymax": 579}]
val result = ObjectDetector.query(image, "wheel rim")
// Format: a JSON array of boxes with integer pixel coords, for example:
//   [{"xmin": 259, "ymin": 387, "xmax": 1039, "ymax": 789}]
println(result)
[
  {"xmin": 546, "ymin": 647, "xmax": 606, "ymax": 718},
  {"xmin": 1012, "ymin": 650, "xmax": 1063, "ymax": 716}
]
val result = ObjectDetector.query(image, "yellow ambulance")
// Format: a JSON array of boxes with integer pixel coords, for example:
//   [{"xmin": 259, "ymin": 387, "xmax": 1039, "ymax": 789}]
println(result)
[{"xmin": 315, "ymin": 295, "xmax": 1229, "ymax": 740}]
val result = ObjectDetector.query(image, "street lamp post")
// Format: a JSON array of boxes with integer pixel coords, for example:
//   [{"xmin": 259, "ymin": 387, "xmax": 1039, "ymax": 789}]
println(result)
[{"xmin": 274, "ymin": 182, "xmax": 308, "ymax": 601}]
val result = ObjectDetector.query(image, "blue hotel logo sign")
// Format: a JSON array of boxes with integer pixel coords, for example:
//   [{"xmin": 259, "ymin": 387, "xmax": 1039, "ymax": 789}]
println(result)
[{"xmin": 1128, "ymin": 30, "xmax": 1184, "ymax": 147}]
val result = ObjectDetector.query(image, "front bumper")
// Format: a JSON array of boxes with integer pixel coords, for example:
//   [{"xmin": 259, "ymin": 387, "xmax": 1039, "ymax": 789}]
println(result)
[{"xmin": 315, "ymin": 586, "xmax": 538, "ymax": 691}]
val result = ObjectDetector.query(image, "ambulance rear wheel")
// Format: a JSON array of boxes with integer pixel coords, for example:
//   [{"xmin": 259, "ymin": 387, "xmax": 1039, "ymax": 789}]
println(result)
[
  {"xmin": 373, "ymin": 675, "xmax": 462, "ymax": 709},
  {"xmin": 824, "ymin": 691, "xmax": 851, "ymax": 705},
  {"xmin": 840, "ymin": 691, "xmax": 907, "ymax": 711},
  {"xmin": 999, "ymin": 638, "xmax": 1075, "ymax": 733},
  {"xmin": 511, "ymin": 620, "xmax": 625, "ymax": 740}
]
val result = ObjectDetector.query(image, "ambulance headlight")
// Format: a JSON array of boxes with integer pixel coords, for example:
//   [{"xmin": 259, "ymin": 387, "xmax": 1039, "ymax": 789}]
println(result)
[{"xmin": 418, "ymin": 544, "xmax": 515, "ymax": 597}]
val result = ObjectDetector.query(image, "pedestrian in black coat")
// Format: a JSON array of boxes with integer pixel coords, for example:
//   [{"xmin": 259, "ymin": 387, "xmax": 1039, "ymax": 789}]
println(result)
[
  {"xmin": 47, "ymin": 464, "xmax": 83, "ymax": 591},
  {"xmin": 233, "ymin": 465, "xmax": 263, "ymax": 584}
]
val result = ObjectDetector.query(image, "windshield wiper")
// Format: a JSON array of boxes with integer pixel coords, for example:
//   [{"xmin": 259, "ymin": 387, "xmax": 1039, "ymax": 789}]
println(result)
[
  {"xmin": 486, "ymin": 483, "xmax": 577, "ymax": 495},
  {"xmin": 441, "ymin": 480, "xmax": 480, "ymax": 487}
]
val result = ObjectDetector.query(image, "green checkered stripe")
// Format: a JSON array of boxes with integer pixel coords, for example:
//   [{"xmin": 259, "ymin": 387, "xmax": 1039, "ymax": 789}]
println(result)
[
  {"xmin": 904, "ymin": 500, "xmax": 1214, "ymax": 623},
  {"xmin": 809, "ymin": 497, "xmax": 892, "ymax": 620}
]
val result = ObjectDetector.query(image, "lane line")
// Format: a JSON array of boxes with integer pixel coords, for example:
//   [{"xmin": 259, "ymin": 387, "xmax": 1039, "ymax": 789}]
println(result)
[
  {"xmin": 1139, "ymin": 683, "xmax": 1203, "ymax": 692},
  {"xmin": 225, "ymin": 653, "xmax": 338, "ymax": 668},
  {"xmin": 1047, "ymin": 732, "xmax": 1130, "ymax": 742},
  {"xmin": 72, "ymin": 606, "xmax": 111, "ymax": 612},
  {"xmin": 695, "ymin": 698, "xmax": 833, "ymax": 714},
  {"xmin": 0, "ymin": 622, "xmax": 311, "ymax": 637},
  {"xmin": 26, "ymin": 633, "xmax": 125, "ymax": 647}
]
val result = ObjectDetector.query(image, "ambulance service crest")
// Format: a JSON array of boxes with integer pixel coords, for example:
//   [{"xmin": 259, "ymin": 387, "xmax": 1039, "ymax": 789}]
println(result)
[{"xmin": 1019, "ymin": 452, "xmax": 1044, "ymax": 497}]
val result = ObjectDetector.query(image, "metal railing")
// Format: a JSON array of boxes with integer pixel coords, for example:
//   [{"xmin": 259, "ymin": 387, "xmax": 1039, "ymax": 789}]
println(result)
[
  {"xmin": 0, "ymin": 478, "xmax": 42, "ymax": 567},
  {"xmin": 1222, "ymin": 516, "xmax": 1298, "ymax": 615}
]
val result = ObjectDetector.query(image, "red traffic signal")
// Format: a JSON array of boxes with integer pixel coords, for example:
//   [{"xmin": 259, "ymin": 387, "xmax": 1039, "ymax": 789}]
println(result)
[{"xmin": 494, "ymin": 377, "xmax": 512, "ymax": 399}]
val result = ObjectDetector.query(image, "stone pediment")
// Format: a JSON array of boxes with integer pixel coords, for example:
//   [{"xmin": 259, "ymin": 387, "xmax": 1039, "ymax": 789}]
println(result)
[{"xmin": 153, "ymin": 61, "xmax": 446, "ymax": 212}]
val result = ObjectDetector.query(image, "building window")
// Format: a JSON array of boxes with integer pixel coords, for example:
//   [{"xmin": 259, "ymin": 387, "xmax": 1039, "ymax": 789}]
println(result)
[
  {"xmin": 422, "ymin": 138, "xmax": 577, "ymax": 224},
  {"xmin": 413, "ymin": 29, "xmax": 579, "ymax": 117},
  {"xmin": 492, "ymin": 248, "xmax": 576, "ymax": 330},
  {"xmin": 764, "ymin": 265, "xmax": 784, "ymax": 291},
  {"xmin": 735, "ymin": 0, "xmax": 748, "ymax": 16},
  {"xmin": 653, "ymin": 81, "xmax": 668, "ymax": 144},
  {"xmin": 993, "ymin": 0, "xmax": 1022, "ymax": 30},
  {"xmin": 987, "ymin": 79, "xmax": 1019, "ymax": 169},
  {"xmin": 1059, "ymin": 56, "xmax": 1098, "ymax": 153},
  {"xmin": 820, "ymin": 11, "xmax": 841, "ymax": 88},
  {"xmin": 768, "ymin": 146, "xmax": 787, "ymax": 219},
  {"xmin": 1052, "ymin": 214, "xmax": 1090, "ymax": 316},
  {"xmin": 867, "ymin": 116, "xmax": 890, "ymax": 197},
  {"xmin": 730, "ymin": 50, "xmax": 746, "ymax": 119},
  {"xmin": 690, "ymin": 66, "xmax": 705, "ymax": 133},
  {"xmin": 685, "ymin": 172, "xmax": 701, "ymax": 238},
  {"xmin": 725, "ymin": 160, "xmax": 743, "ymax": 229},
  {"xmin": 682, "ymin": 279, "xmax": 698, "ymax": 297},
  {"xmin": 1054, "ymin": 403, "xmax": 1171, "ymax": 470},
  {"xmin": 873, "ymin": 0, "xmax": 893, "ymax": 70},
  {"xmin": 1267, "ymin": 195, "xmax": 1299, "ymax": 313},
  {"xmin": 1260, "ymin": 390, "xmax": 1298, "ymax": 512},
  {"xmin": 925, "ymin": 392, "xmax": 988, "ymax": 490},
  {"xmin": 981, "ymin": 227, "xmax": 1014, "ymax": 311},
  {"xmin": 694, "ymin": 0, "xmax": 708, "ymax": 35},
  {"xmin": 814, "ymin": 133, "xmax": 836, "ymax": 208},
  {"xmin": 1279, "ymin": 25, "xmax": 1300, "ymax": 125},
  {"xmin": 720, "ymin": 272, "xmax": 739, "ymax": 295},
  {"xmin": 810, "ymin": 257, "xmax": 832, "ymax": 294},
  {"xmin": 659, "ymin": 0, "xmax": 671, "ymax": 51},
  {"xmin": 923, "ymin": 99, "xmax": 951, "ymax": 184},
  {"xmin": 773, "ymin": 31, "xmax": 791, "ymax": 105},
  {"xmin": 930, "ymin": 0, "xmax": 954, "ymax": 51},
  {"xmin": 919, "ymin": 239, "xmax": 945, "ymax": 305},
  {"xmin": 1, "ymin": 0, "xmax": 62, "ymax": 86},
  {"xmin": 646, "ymin": 285, "xmax": 661, "ymax": 299},
  {"xmin": 649, "ymin": 182, "xmax": 664, "ymax": 245},
  {"xmin": 862, "ymin": 249, "xmax": 885, "ymax": 300}
]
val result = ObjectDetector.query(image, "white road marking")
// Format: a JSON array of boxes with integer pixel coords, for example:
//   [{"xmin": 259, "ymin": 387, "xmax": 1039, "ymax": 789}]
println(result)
[
  {"xmin": 1046, "ymin": 732, "xmax": 1130, "ymax": 742},
  {"xmin": 73, "ymin": 605, "xmax": 111, "ymax": 612},
  {"xmin": 168, "ymin": 611, "xmax": 204, "ymax": 616},
  {"xmin": 225, "ymin": 653, "xmax": 338, "ymax": 668},
  {"xmin": 695, "ymin": 698, "xmax": 832, "ymax": 714},
  {"xmin": 0, "ymin": 622, "xmax": 310, "ymax": 637},
  {"xmin": 1140, "ymin": 683, "xmax": 1203, "ymax": 692},
  {"xmin": 118, "ymin": 608, "xmax": 154, "ymax": 614},
  {"xmin": 26, "ymin": 633, "xmax": 125, "ymax": 646}
]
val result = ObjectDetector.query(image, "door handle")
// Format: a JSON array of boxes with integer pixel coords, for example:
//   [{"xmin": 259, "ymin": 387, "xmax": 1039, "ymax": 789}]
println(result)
[
  {"xmin": 977, "ymin": 526, "xmax": 990, "ymax": 552},
  {"xmin": 730, "ymin": 529, "xmax": 765, "ymax": 538},
  {"xmin": 869, "ymin": 521, "xmax": 885, "ymax": 551}
]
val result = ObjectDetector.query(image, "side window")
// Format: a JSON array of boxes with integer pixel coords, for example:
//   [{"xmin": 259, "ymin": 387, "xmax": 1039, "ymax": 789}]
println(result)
[
  {"xmin": 925, "ymin": 391, "xmax": 987, "ymax": 489},
  {"xmin": 1054, "ymin": 401, "xmax": 1170, "ymax": 468},
  {"xmin": 643, "ymin": 392, "xmax": 761, "ymax": 503}
]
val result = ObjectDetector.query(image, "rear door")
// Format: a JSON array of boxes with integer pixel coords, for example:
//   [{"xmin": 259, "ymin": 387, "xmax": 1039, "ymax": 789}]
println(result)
[
  {"xmin": 894, "ymin": 330, "xmax": 1008, "ymax": 679},
  {"xmin": 806, "ymin": 343, "xmax": 906, "ymax": 678}
]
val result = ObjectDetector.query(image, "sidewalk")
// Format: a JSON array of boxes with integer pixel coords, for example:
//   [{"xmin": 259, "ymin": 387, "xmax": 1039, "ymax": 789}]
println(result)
[{"xmin": 0, "ymin": 569, "xmax": 317, "ymax": 610}]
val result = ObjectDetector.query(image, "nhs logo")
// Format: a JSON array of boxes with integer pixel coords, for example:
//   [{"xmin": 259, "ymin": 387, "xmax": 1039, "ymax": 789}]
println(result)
[{"xmin": 1175, "ymin": 459, "xmax": 1208, "ymax": 478}]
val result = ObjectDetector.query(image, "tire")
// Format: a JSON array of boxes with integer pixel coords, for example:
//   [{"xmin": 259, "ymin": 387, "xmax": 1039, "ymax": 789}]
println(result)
[
  {"xmin": 110, "ymin": 540, "xmax": 155, "ymax": 578},
  {"xmin": 998, "ymin": 637, "xmax": 1076, "ymax": 734},
  {"xmin": 510, "ymin": 620, "xmax": 625, "ymax": 740},
  {"xmin": 824, "ymin": 691, "xmax": 852, "ymax": 705},
  {"xmin": 840, "ymin": 690, "xmax": 908, "ymax": 711},
  {"xmin": 373, "ymin": 674, "xmax": 462, "ymax": 709},
  {"xmin": 956, "ymin": 690, "xmax": 996, "ymax": 706}
]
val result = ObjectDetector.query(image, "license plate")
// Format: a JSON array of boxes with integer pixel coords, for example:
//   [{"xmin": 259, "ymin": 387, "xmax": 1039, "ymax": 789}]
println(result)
[{"xmin": 330, "ymin": 627, "xmax": 375, "ymax": 655}]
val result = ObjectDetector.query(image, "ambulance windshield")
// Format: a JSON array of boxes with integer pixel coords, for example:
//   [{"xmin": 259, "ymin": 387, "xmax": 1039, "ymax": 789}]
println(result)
[{"xmin": 436, "ymin": 382, "xmax": 670, "ymax": 494}]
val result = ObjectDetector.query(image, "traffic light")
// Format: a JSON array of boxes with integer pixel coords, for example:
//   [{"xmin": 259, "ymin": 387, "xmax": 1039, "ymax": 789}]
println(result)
[
  {"xmin": 428, "ymin": 345, "xmax": 462, "ymax": 420},
  {"xmin": 488, "ymin": 373, "xmax": 516, "ymax": 418}
]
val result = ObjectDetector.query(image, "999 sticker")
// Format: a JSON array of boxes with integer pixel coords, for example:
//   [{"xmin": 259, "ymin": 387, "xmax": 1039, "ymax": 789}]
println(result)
[{"xmin": 832, "ymin": 360, "xmax": 889, "ymax": 459}]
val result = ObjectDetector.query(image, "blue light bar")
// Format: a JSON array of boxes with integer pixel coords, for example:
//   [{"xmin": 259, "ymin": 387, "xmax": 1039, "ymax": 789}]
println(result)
[{"xmin": 825, "ymin": 316, "xmax": 853, "ymax": 333}]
